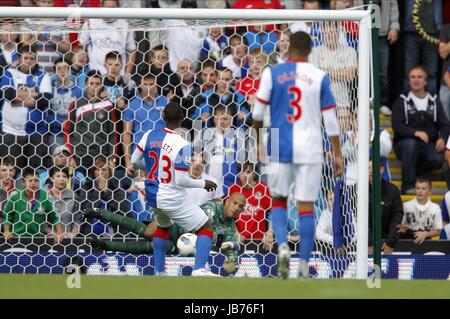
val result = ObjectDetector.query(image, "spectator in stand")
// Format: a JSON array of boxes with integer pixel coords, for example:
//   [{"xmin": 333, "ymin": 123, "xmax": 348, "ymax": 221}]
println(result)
[
  {"xmin": 199, "ymin": 27, "xmax": 228, "ymax": 62},
  {"xmin": 64, "ymin": 70, "xmax": 117, "ymax": 175},
  {"xmin": 194, "ymin": 105, "xmax": 246, "ymax": 195},
  {"xmin": 2, "ymin": 168, "xmax": 63, "ymax": 244},
  {"xmin": 48, "ymin": 59, "xmax": 82, "ymax": 151},
  {"xmin": 38, "ymin": 145, "xmax": 86, "ymax": 191},
  {"xmin": 268, "ymin": 30, "xmax": 291, "ymax": 65},
  {"xmin": 397, "ymin": 177, "xmax": 443, "ymax": 244},
  {"xmin": 236, "ymin": 48, "xmax": 268, "ymax": 108},
  {"xmin": 79, "ymin": 155, "xmax": 127, "ymax": 236},
  {"xmin": 0, "ymin": 44, "xmax": 52, "ymax": 171},
  {"xmin": 123, "ymin": 73, "xmax": 168, "ymax": 175},
  {"xmin": 196, "ymin": 67, "xmax": 250, "ymax": 129},
  {"xmin": 402, "ymin": 0, "xmax": 442, "ymax": 95},
  {"xmin": 368, "ymin": 159, "xmax": 404, "ymax": 254},
  {"xmin": 167, "ymin": 58, "xmax": 202, "ymax": 134},
  {"xmin": 228, "ymin": 162, "xmax": 271, "ymax": 244},
  {"xmin": 330, "ymin": 0, "xmax": 360, "ymax": 49},
  {"xmin": 67, "ymin": 47, "xmax": 90, "ymax": 92},
  {"xmin": 0, "ymin": 156, "xmax": 17, "ymax": 223},
  {"xmin": 218, "ymin": 34, "xmax": 249, "ymax": 80},
  {"xmin": 138, "ymin": 45, "xmax": 173, "ymax": 97},
  {"xmin": 199, "ymin": 59, "xmax": 218, "ymax": 93},
  {"xmin": 102, "ymin": 51, "xmax": 136, "ymax": 110},
  {"xmin": 392, "ymin": 65, "xmax": 449, "ymax": 194},
  {"xmin": 78, "ymin": 0, "xmax": 136, "ymax": 76},
  {"xmin": 186, "ymin": 153, "xmax": 224, "ymax": 205},
  {"xmin": 309, "ymin": 21, "xmax": 357, "ymax": 135},
  {"xmin": 439, "ymin": 24, "xmax": 450, "ymax": 119},
  {"xmin": 440, "ymin": 190, "xmax": 450, "ymax": 239},
  {"xmin": 378, "ymin": 0, "xmax": 400, "ymax": 116},
  {"xmin": 0, "ymin": 19, "xmax": 19, "ymax": 69},
  {"xmin": 45, "ymin": 165, "xmax": 81, "ymax": 238},
  {"xmin": 20, "ymin": 0, "xmax": 72, "ymax": 74}
]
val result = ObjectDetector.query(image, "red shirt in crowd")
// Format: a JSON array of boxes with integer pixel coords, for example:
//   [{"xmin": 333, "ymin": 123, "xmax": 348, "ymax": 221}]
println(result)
[
  {"xmin": 228, "ymin": 182, "xmax": 271, "ymax": 240},
  {"xmin": 236, "ymin": 76, "xmax": 260, "ymax": 100}
]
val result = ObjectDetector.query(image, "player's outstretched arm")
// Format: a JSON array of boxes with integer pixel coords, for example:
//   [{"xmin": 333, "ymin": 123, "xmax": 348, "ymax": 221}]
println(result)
[{"xmin": 130, "ymin": 147, "xmax": 146, "ymax": 170}]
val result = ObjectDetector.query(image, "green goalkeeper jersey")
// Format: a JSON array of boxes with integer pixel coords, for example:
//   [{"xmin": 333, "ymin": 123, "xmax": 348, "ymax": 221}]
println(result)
[{"xmin": 170, "ymin": 200, "xmax": 238, "ymax": 255}]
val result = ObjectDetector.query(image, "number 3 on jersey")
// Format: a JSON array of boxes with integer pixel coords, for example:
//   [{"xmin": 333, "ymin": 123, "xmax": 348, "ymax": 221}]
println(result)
[
  {"xmin": 147, "ymin": 151, "xmax": 172, "ymax": 183},
  {"xmin": 287, "ymin": 86, "xmax": 302, "ymax": 123}
]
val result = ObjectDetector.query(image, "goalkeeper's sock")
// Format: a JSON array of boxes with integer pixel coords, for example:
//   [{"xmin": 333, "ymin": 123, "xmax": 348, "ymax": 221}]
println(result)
[
  {"xmin": 194, "ymin": 229, "xmax": 213, "ymax": 270},
  {"xmin": 271, "ymin": 202, "xmax": 288, "ymax": 246},
  {"xmin": 153, "ymin": 227, "xmax": 169, "ymax": 274},
  {"xmin": 106, "ymin": 240, "xmax": 153, "ymax": 254},
  {"xmin": 298, "ymin": 212, "xmax": 315, "ymax": 262},
  {"xmin": 100, "ymin": 210, "xmax": 148, "ymax": 237}
]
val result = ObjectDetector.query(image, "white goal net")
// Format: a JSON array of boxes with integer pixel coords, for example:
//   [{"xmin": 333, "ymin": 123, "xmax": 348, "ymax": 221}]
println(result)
[{"xmin": 0, "ymin": 7, "xmax": 371, "ymax": 279}]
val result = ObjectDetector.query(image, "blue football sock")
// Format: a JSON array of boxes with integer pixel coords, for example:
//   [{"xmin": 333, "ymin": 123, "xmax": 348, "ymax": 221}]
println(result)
[
  {"xmin": 298, "ymin": 213, "xmax": 315, "ymax": 262},
  {"xmin": 194, "ymin": 232, "xmax": 213, "ymax": 270},
  {"xmin": 271, "ymin": 205, "xmax": 288, "ymax": 246},
  {"xmin": 153, "ymin": 237, "xmax": 168, "ymax": 274}
]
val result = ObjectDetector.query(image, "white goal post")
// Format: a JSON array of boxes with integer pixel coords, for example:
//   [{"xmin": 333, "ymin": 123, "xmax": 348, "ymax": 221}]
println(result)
[{"xmin": 0, "ymin": 6, "xmax": 372, "ymax": 279}]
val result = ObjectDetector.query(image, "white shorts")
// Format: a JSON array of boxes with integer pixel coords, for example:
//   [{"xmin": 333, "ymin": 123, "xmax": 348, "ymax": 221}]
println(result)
[
  {"xmin": 153, "ymin": 199, "xmax": 210, "ymax": 232},
  {"xmin": 267, "ymin": 162, "xmax": 322, "ymax": 202}
]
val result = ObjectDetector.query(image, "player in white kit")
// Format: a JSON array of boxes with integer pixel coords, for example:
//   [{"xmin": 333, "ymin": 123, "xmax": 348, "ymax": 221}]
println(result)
[
  {"xmin": 131, "ymin": 102, "xmax": 219, "ymax": 277},
  {"xmin": 252, "ymin": 31, "xmax": 344, "ymax": 279}
]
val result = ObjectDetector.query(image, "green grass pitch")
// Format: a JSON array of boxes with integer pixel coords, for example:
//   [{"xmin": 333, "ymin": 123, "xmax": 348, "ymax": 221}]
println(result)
[{"xmin": 0, "ymin": 274, "xmax": 449, "ymax": 299}]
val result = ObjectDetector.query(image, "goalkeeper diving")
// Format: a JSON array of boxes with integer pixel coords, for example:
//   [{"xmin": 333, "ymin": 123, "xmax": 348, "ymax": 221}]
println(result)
[{"xmin": 84, "ymin": 192, "xmax": 246, "ymax": 275}]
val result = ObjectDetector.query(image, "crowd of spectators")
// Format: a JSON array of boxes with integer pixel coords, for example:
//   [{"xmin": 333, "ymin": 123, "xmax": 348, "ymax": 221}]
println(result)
[{"xmin": 0, "ymin": 0, "xmax": 449, "ymax": 255}]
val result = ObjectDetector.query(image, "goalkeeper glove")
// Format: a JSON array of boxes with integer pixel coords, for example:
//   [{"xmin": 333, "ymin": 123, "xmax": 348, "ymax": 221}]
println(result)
[
  {"xmin": 223, "ymin": 255, "xmax": 239, "ymax": 275},
  {"xmin": 220, "ymin": 241, "xmax": 239, "ymax": 251}
]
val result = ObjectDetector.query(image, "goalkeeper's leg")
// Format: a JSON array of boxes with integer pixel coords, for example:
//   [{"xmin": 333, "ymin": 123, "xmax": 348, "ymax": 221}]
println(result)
[
  {"xmin": 84, "ymin": 208, "xmax": 156, "ymax": 240},
  {"xmin": 89, "ymin": 237, "xmax": 174, "ymax": 254}
]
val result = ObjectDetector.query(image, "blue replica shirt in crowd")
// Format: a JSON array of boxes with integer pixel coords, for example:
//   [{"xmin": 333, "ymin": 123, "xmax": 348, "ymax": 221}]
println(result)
[
  {"xmin": 0, "ymin": 66, "xmax": 52, "ymax": 136},
  {"xmin": 123, "ymin": 95, "xmax": 168, "ymax": 147},
  {"xmin": 244, "ymin": 30, "xmax": 278, "ymax": 55},
  {"xmin": 47, "ymin": 74, "xmax": 82, "ymax": 135}
]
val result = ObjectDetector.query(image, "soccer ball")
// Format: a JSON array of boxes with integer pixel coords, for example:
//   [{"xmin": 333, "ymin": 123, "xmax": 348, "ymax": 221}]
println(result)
[{"xmin": 177, "ymin": 233, "xmax": 197, "ymax": 256}]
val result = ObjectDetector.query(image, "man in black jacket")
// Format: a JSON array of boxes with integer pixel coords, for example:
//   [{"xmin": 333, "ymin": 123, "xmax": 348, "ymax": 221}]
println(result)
[
  {"xmin": 368, "ymin": 160, "xmax": 404, "ymax": 254},
  {"xmin": 392, "ymin": 65, "xmax": 450, "ymax": 194}
]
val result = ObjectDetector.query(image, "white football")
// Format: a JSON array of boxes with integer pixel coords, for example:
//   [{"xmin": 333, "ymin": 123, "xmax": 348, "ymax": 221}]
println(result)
[{"xmin": 177, "ymin": 233, "xmax": 197, "ymax": 256}]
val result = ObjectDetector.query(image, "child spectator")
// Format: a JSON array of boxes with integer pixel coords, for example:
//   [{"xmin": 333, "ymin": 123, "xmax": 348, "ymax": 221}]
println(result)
[
  {"xmin": 228, "ymin": 162, "xmax": 271, "ymax": 242},
  {"xmin": 103, "ymin": 51, "xmax": 136, "ymax": 110},
  {"xmin": 122, "ymin": 73, "xmax": 168, "ymax": 175},
  {"xmin": 2, "ymin": 168, "xmax": 63, "ymax": 244},
  {"xmin": 195, "ymin": 105, "xmax": 246, "ymax": 195},
  {"xmin": 48, "ymin": 59, "xmax": 82, "ymax": 150},
  {"xmin": 197, "ymin": 67, "xmax": 250, "ymax": 129},
  {"xmin": 199, "ymin": 59, "xmax": 218, "ymax": 93},
  {"xmin": 67, "ymin": 47, "xmax": 90, "ymax": 92},
  {"xmin": 236, "ymin": 48, "xmax": 267, "ymax": 107},
  {"xmin": 79, "ymin": 155, "xmax": 127, "ymax": 236},
  {"xmin": 218, "ymin": 34, "xmax": 249, "ymax": 80},
  {"xmin": 268, "ymin": 30, "xmax": 290, "ymax": 65},
  {"xmin": 0, "ymin": 156, "xmax": 17, "ymax": 222},
  {"xmin": 397, "ymin": 177, "xmax": 443, "ymax": 244},
  {"xmin": 199, "ymin": 27, "xmax": 228, "ymax": 61},
  {"xmin": 45, "ymin": 165, "xmax": 81, "ymax": 238},
  {"xmin": 38, "ymin": 145, "xmax": 86, "ymax": 191}
]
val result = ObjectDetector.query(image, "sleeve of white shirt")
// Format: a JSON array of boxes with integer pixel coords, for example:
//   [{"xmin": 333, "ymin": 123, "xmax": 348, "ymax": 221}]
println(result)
[
  {"xmin": 126, "ymin": 30, "xmax": 136, "ymax": 51},
  {"xmin": 380, "ymin": 129, "xmax": 393, "ymax": 157},
  {"xmin": 432, "ymin": 206, "xmax": 443, "ymax": 230},
  {"xmin": 253, "ymin": 66, "xmax": 272, "ymax": 122},
  {"xmin": 315, "ymin": 209, "xmax": 333, "ymax": 245},
  {"xmin": 78, "ymin": 20, "xmax": 90, "ymax": 45},
  {"xmin": 39, "ymin": 73, "xmax": 52, "ymax": 94},
  {"xmin": 446, "ymin": 135, "xmax": 450, "ymax": 151},
  {"xmin": 131, "ymin": 131, "xmax": 150, "ymax": 170}
]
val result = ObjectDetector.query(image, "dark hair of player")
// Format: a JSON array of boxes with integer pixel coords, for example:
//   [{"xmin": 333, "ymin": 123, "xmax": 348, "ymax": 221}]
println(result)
[
  {"xmin": 163, "ymin": 102, "xmax": 184, "ymax": 124},
  {"xmin": 288, "ymin": 31, "xmax": 312, "ymax": 58}
]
